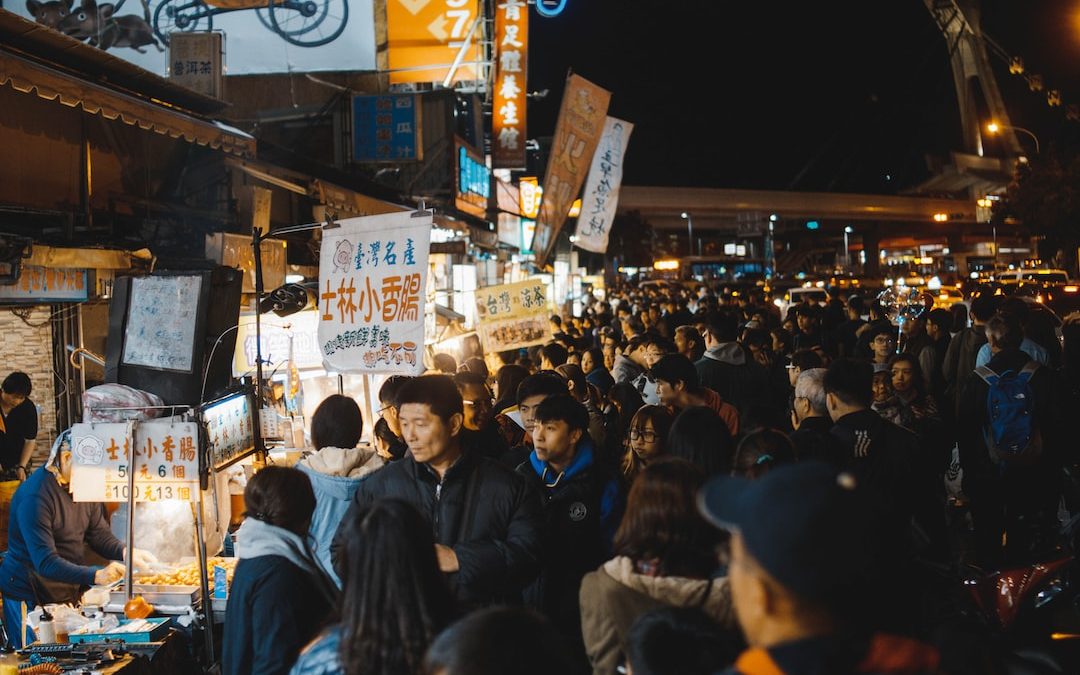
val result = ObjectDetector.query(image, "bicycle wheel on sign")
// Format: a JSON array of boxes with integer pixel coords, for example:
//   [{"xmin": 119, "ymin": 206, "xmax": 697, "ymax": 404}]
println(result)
[
  {"xmin": 257, "ymin": 1, "xmax": 326, "ymax": 36},
  {"xmin": 267, "ymin": 0, "xmax": 348, "ymax": 47},
  {"xmin": 153, "ymin": 0, "xmax": 214, "ymax": 46}
]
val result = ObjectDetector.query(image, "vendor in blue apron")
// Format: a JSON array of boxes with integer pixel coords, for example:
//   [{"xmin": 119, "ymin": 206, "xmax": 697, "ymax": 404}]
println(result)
[{"xmin": 0, "ymin": 432, "xmax": 156, "ymax": 646}]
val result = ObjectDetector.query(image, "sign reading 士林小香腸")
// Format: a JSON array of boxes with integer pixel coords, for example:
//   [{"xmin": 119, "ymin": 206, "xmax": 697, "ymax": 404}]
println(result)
[{"xmin": 317, "ymin": 211, "xmax": 433, "ymax": 375}]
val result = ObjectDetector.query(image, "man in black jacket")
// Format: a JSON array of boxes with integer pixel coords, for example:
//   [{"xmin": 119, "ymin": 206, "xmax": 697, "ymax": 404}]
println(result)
[
  {"xmin": 824, "ymin": 359, "xmax": 946, "ymax": 561},
  {"xmin": 958, "ymin": 312, "xmax": 1064, "ymax": 568},
  {"xmin": 516, "ymin": 395, "xmax": 623, "ymax": 663},
  {"xmin": 499, "ymin": 372, "xmax": 569, "ymax": 468},
  {"xmin": 789, "ymin": 368, "xmax": 844, "ymax": 465},
  {"xmin": 331, "ymin": 375, "xmax": 543, "ymax": 607}
]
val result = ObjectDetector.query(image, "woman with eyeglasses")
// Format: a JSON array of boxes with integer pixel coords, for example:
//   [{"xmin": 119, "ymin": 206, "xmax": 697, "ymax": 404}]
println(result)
[
  {"xmin": 621, "ymin": 405, "xmax": 674, "ymax": 484},
  {"xmin": 579, "ymin": 459, "xmax": 734, "ymax": 674}
]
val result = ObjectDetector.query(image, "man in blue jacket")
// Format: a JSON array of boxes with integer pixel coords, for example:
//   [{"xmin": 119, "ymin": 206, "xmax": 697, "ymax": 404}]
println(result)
[
  {"xmin": 0, "ymin": 434, "xmax": 153, "ymax": 646},
  {"xmin": 516, "ymin": 395, "xmax": 623, "ymax": 665}
]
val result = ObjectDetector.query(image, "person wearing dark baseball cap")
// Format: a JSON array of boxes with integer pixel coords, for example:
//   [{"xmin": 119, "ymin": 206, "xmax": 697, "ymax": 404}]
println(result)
[{"xmin": 698, "ymin": 462, "xmax": 941, "ymax": 675}]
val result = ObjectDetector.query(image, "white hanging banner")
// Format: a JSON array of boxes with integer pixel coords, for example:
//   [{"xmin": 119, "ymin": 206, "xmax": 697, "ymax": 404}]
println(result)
[
  {"xmin": 317, "ymin": 211, "xmax": 432, "ymax": 375},
  {"xmin": 574, "ymin": 117, "xmax": 634, "ymax": 254}
]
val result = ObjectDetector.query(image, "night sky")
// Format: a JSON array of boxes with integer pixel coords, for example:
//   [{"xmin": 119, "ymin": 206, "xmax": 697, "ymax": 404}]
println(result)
[{"xmin": 526, "ymin": 0, "xmax": 1080, "ymax": 194}]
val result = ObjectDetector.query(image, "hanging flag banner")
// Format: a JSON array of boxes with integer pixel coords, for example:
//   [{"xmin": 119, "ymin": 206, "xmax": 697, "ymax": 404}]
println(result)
[
  {"xmin": 387, "ymin": 0, "xmax": 482, "ymax": 84},
  {"xmin": 70, "ymin": 421, "xmax": 201, "ymax": 503},
  {"xmin": 574, "ymin": 117, "xmax": 634, "ymax": 254},
  {"xmin": 533, "ymin": 74, "xmax": 611, "ymax": 267},
  {"xmin": 318, "ymin": 211, "xmax": 432, "ymax": 374},
  {"xmin": 474, "ymin": 278, "xmax": 552, "ymax": 353},
  {"xmin": 493, "ymin": 0, "xmax": 529, "ymax": 169}
]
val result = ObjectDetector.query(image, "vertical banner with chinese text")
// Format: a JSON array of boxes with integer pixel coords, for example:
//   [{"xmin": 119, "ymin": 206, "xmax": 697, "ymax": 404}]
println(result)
[
  {"xmin": 474, "ymin": 279, "xmax": 552, "ymax": 353},
  {"xmin": 574, "ymin": 117, "xmax": 634, "ymax": 254},
  {"xmin": 318, "ymin": 211, "xmax": 432, "ymax": 374},
  {"xmin": 493, "ymin": 0, "xmax": 528, "ymax": 169},
  {"xmin": 70, "ymin": 422, "xmax": 201, "ymax": 503},
  {"xmin": 533, "ymin": 74, "xmax": 611, "ymax": 267}
]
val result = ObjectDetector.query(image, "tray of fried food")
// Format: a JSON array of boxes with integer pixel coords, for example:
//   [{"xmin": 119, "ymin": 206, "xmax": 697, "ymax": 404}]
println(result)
[{"xmin": 135, "ymin": 557, "xmax": 238, "ymax": 587}]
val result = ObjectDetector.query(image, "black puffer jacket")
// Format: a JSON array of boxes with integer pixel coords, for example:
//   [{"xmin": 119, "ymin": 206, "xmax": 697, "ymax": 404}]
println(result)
[{"xmin": 330, "ymin": 450, "xmax": 544, "ymax": 607}]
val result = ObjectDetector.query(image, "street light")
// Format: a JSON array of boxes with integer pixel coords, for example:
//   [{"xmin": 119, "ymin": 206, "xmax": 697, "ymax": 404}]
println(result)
[
  {"xmin": 986, "ymin": 121, "xmax": 1040, "ymax": 154},
  {"xmin": 680, "ymin": 212, "xmax": 696, "ymax": 256}
]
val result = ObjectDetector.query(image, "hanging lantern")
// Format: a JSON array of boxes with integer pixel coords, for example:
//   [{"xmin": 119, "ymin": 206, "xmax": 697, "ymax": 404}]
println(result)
[
  {"xmin": 1067, "ymin": 105, "xmax": 1080, "ymax": 122},
  {"xmin": 1047, "ymin": 89, "xmax": 1062, "ymax": 107},
  {"xmin": 1009, "ymin": 57, "xmax": 1024, "ymax": 75},
  {"xmin": 1027, "ymin": 74, "xmax": 1044, "ymax": 92}
]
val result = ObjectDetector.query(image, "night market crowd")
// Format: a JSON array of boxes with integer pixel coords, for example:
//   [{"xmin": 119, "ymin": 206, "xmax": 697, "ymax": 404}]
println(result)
[{"xmin": 222, "ymin": 282, "xmax": 1080, "ymax": 675}]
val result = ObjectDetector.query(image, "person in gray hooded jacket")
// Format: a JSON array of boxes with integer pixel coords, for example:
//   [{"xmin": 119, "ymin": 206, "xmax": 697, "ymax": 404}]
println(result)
[
  {"xmin": 296, "ymin": 395, "xmax": 384, "ymax": 587},
  {"xmin": 695, "ymin": 312, "xmax": 770, "ymax": 418}
]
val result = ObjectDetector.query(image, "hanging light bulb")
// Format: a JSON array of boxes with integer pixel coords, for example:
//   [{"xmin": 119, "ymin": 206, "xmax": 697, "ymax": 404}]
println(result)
[
  {"xmin": 1048, "ymin": 89, "xmax": 1062, "ymax": 106},
  {"xmin": 1009, "ymin": 57, "xmax": 1024, "ymax": 75},
  {"xmin": 1027, "ymin": 74, "xmax": 1044, "ymax": 92}
]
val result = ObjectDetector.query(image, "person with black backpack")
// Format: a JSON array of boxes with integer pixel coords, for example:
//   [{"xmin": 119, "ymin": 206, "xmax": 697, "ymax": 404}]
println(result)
[{"xmin": 958, "ymin": 312, "xmax": 1063, "ymax": 568}]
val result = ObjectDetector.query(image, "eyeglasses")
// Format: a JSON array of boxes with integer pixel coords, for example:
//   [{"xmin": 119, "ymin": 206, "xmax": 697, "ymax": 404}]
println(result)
[
  {"xmin": 629, "ymin": 428, "xmax": 659, "ymax": 442},
  {"xmin": 873, "ymin": 336, "xmax": 895, "ymax": 344},
  {"xmin": 377, "ymin": 404, "xmax": 395, "ymax": 415}
]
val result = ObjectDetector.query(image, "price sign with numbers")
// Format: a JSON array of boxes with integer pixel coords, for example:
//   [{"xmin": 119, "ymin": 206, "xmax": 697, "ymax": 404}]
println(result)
[{"xmin": 70, "ymin": 421, "xmax": 201, "ymax": 503}]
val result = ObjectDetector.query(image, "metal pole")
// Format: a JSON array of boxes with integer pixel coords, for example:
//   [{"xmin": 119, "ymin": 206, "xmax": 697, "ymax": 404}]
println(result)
[
  {"xmin": 687, "ymin": 215, "xmax": 693, "ymax": 257},
  {"xmin": 193, "ymin": 496, "xmax": 215, "ymax": 663},
  {"xmin": 843, "ymin": 230, "xmax": 849, "ymax": 269},
  {"xmin": 253, "ymin": 228, "xmax": 264, "ymax": 409},
  {"xmin": 125, "ymin": 422, "xmax": 137, "ymax": 602}
]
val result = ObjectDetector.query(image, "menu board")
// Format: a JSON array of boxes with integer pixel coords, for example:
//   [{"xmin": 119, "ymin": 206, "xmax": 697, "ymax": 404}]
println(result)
[
  {"xmin": 202, "ymin": 391, "xmax": 257, "ymax": 470},
  {"xmin": 70, "ymin": 421, "xmax": 201, "ymax": 503},
  {"xmin": 474, "ymin": 278, "xmax": 552, "ymax": 352},
  {"xmin": 121, "ymin": 275, "xmax": 203, "ymax": 373}
]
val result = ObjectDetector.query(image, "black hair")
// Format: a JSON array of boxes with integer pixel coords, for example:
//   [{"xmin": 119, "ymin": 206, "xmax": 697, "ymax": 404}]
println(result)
[
  {"xmin": 311, "ymin": 395, "xmax": 363, "ymax": 450},
  {"xmin": 533, "ymin": 395, "xmax": 589, "ymax": 432},
  {"xmin": 866, "ymin": 322, "xmax": 897, "ymax": 342},
  {"xmin": 379, "ymin": 375, "xmax": 412, "ymax": 406},
  {"xmin": 424, "ymin": 607, "xmax": 576, "ymax": 675},
  {"xmin": 339, "ymin": 499, "xmax": 456, "ymax": 675},
  {"xmin": 650, "ymin": 354, "xmax": 701, "ymax": 394},
  {"xmin": 372, "ymin": 417, "xmax": 403, "ymax": 459},
  {"xmin": 624, "ymin": 608, "xmax": 740, "ymax": 675},
  {"xmin": 704, "ymin": 312, "xmax": 739, "ymax": 342},
  {"xmin": 887, "ymin": 353, "xmax": 927, "ymax": 399},
  {"xmin": 494, "ymin": 364, "xmax": 530, "ymax": 407},
  {"xmin": 926, "ymin": 308, "xmax": 952, "ymax": 333},
  {"xmin": 950, "ymin": 303, "xmax": 969, "ymax": 333},
  {"xmin": 970, "ymin": 293, "xmax": 1002, "ymax": 322},
  {"xmin": 583, "ymin": 347, "xmax": 605, "ymax": 373},
  {"xmin": 396, "ymin": 375, "xmax": 464, "ymax": 424},
  {"xmin": 667, "ymin": 406, "xmax": 734, "ymax": 476},
  {"xmin": 244, "ymin": 466, "xmax": 316, "ymax": 536},
  {"xmin": 433, "ymin": 353, "xmax": 458, "ymax": 374},
  {"xmin": 459, "ymin": 356, "xmax": 489, "ymax": 381},
  {"xmin": 540, "ymin": 342, "xmax": 569, "ymax": 368},
  {"xmin": 516, "ymin": 372, "xmax": 569, "ymax": 405},
  {"xmin": 847, "ymin": 296, "xmax": 865, "ymax": 315},
  {"xmin": 2, "ymin": 372, "xmax": 31, "ymax": 397},
  {"xmin": 452, "ymin": 371, "xmax": 488, "ymax": 390},
  {"xmin": 789, "ymin": 348, "xmax": 824, "ymax": 372},
  {"xmin": 986, "ymin": 312, "xmax": 1024, "ymax": 351},
  {"xmin": 823, "ymin": 358, "xmax": 873, "ymax": 409},
  {"xmin": 550, "ymin": 314, "xmax": 562, "ymax": 327},
  {"xmin": 733, "ymin": 428, "xmax": 796, "ymax": 479},
  {"xmin": 643, "ymin": 336, "xmax": 677, "ymax": 354}
]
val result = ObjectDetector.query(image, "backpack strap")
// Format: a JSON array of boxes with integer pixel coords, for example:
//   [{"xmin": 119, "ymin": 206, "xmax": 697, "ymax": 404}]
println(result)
[
  {"xmin": 1017, "ymin": 360, "xmax": 1039, "ymax": 383},
  {"xmin": 974, "ymin": 365, "xmax": 998, "ymax": 386}
]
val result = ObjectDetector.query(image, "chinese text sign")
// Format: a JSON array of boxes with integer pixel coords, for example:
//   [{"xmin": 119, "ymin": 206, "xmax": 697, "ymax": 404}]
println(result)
[
  {"xmin": 352, "ymin": 94, "xmax": 421, "ymax": 162},
  {"xmin": 71, "ymin": 422, "xmax": 201, "ymax": 503},
  {"xmin": 317, "ymin": 211, "xmax": 432, "ymax": 375},
  {"xmin": 574, "ymin": 117, "xmax": 633, "ymax": 254},
  {"xmin": 533, "ymin": 74, "xmax": 611, "ymax": 267},
  {"xmin": 474, "ymin": 279, "xmax": 552, "ymax": 352},
  {"xmin": 492, "ymin": 1, "xmax": 528, "ymax": 169}
]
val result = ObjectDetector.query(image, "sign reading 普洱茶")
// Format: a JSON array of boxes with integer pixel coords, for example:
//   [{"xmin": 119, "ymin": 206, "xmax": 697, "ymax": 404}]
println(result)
[{"xmin": 317, "ymin": 212, "xmax": 432, "ymax": 374}]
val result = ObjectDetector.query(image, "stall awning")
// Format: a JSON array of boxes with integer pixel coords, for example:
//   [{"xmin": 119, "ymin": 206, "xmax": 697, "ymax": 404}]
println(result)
[
  {"xmin": 25, "ymin": 244, "xmax": 152, "ymax": 270},
  {"xmin": 0, "ymin": 49, "xmax": 255, "ymax": 158}
]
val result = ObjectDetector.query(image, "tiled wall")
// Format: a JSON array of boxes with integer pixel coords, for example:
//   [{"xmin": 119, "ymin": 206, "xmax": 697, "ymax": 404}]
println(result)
[{"xmin": 0, "ymin": 306, "xmax": 56, "ymax": 465}]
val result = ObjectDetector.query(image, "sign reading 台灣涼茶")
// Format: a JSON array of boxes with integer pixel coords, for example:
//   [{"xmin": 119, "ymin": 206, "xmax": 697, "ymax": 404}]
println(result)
[
  {"xmin": 70, "ymin": 421, "xmax": 201, "ymax": 503},
  {"xmin": 317, "ymin": 211, "xmax": 432, "ymax": 375},
  {"xmin": 474, "ymin": 278, "xmax": 552, "ymax": 353}
]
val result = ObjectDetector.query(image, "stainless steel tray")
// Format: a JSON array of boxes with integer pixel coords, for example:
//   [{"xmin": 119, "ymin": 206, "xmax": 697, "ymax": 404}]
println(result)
[{"xmin": 109, "ymin": 584, "xmax": 201, "ymax": 606}]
